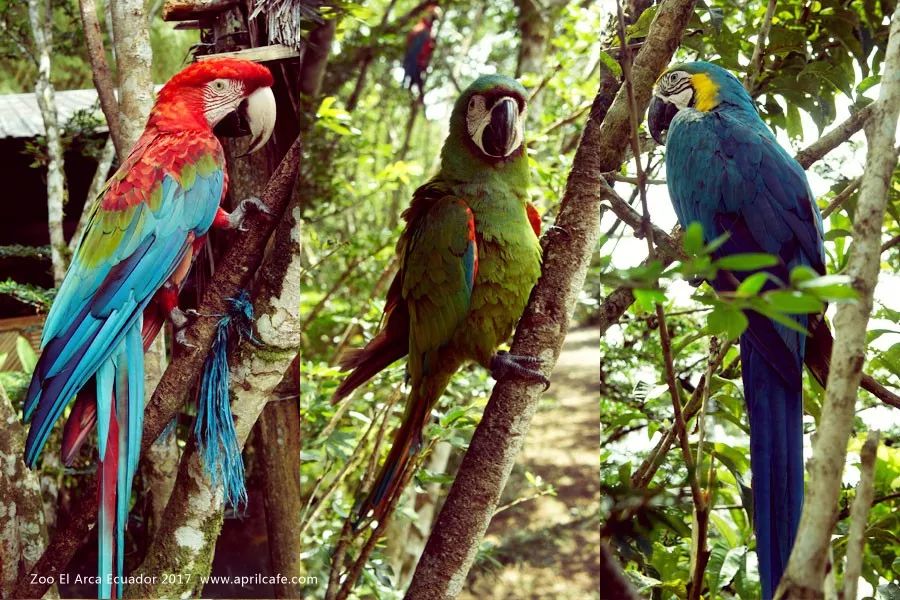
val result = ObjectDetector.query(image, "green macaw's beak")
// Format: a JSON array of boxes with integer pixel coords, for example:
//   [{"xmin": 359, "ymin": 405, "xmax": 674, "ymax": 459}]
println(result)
[
  {"xmin": 483, "ymin": 97, "xmax": 519, "ymax": 157},
  {"xmin": 648, "ymin": 95, "xmax": 678, "ymax": 145}
]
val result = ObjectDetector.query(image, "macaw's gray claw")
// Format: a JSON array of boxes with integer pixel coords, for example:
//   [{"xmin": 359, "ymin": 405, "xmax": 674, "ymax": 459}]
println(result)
[
  {"xmin": 227, "ymin": 196, "xmax": 271, "ymax": 231},
  {"xmin": 170, "ymin": 307, "xmax": 197, "ymax": 348},
  {"xmin": 489, "ymin": 350, "xmax": 550, "ymax": 390}
]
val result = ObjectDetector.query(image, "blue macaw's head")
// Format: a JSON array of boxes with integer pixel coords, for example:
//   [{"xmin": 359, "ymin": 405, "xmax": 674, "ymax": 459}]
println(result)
[{"xmin": 647, "ymin": 61, "xmax": 756, "ymax": 144}]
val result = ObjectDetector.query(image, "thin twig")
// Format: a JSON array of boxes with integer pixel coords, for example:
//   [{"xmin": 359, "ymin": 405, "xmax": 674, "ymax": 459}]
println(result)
[
  {"xmin": 881, "ymin": 233, "xmax": 900, "ymax": 254},
  {"xmin": 324, "ymin": 390, "xmax": 401, "ymax": 600},
  {"xmin": 609, "ymin": 172, "xmax": 667, "ymax": 185},
  {"xmin": 821, "ymin": 177, "xmax": 861, "ymax": 219},
  {"xmin": 744, "ymin": 0, "xmax": 777, "ymax": 94},
  {"xmin": 631, "ymin": 340, "xmax": 734, "ymax": 489},
  {"xmin": 842, "ymin": 430, "xmax": 880, "ymax": 600}
]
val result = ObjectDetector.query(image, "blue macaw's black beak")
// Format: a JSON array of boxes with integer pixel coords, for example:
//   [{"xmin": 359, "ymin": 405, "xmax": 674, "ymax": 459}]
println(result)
[
  {"xmin": 648, "ymin": 95, "xmax": 678, "ymax": 145},
  {"xmin": 483, "ymin": 97, "xmax": 519, "ymax": 157}
]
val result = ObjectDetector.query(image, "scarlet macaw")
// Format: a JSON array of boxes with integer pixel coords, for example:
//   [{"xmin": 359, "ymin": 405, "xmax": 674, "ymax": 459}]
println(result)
[
  {"xmin": 22, "ymin": 58, "xmax": 276, "ymax": 598},
  {"xmin": 403, "ymin": 4, "xmax": 441, "ymax": 97}
]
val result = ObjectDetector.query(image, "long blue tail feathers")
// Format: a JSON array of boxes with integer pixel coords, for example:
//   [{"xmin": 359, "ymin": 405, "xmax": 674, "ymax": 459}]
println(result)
[{"xmin": 742, "ymin": 339, "xmax": 804, "ymax": 599}]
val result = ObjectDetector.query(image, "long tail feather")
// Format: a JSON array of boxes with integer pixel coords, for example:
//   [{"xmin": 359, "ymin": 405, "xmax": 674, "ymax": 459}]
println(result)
[
  {"xmin": 742, "ymin": 340, "xmax": 804, "ymax": 599},
  {"xmin": 97, "ymin": 401, "xmax": 119, "ymax": 600},
  {"xmin": 332, "ymin": 300, "xmax": 409, "ymax": 404},
  {"xmin": 355, "ymin": 393, "xmax": 430, "ymax": 526},
  {"xmin": 61, "ymin": 386, "xmax": 97, "ymax": 466}
]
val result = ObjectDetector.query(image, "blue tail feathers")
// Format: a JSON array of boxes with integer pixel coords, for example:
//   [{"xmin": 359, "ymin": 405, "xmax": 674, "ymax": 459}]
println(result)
[{"xmin": 741, "ymin": 338, "xmax": 804, "ymax": 599}]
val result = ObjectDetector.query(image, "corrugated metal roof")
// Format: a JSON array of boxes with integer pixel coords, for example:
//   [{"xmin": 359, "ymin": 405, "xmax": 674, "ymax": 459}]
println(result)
[
  {"xmin": 0, "ymin": 86, "xmax": 163, "ymax": 139},
  {"xmin": 0, "ymin": 89, "xmax": 106, "ymax": 139}
]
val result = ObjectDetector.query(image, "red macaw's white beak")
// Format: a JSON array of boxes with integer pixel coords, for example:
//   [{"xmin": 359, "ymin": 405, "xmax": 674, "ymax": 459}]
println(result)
[{"xmin": 242, "ymin": 86, "xmax": 276, "ymax": 155}]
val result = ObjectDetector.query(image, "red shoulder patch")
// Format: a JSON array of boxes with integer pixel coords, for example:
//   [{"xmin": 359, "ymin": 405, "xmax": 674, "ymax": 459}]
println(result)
[{"xmin": 526, "ymin": 202, "xmax": 541, "ymax": 237}]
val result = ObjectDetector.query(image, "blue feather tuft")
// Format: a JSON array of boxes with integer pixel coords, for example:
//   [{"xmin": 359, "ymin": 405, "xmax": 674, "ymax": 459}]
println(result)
[{"xmin": 196, "ymin": 290, "xmax": 258, "ymax": 508}]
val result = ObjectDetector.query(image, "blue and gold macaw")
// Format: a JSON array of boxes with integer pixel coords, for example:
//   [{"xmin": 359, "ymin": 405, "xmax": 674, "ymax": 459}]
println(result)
[{"xmin": 648, "ymin": 61, "xmax": 825, "ymax": 598}]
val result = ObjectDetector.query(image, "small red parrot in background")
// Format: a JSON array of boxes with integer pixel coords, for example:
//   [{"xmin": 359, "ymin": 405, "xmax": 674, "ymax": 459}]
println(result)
[
  {"xmin": 403, "ymin": 4, "xmax": 441, "ymax": 97},
  {"xmin": 22, "ymin": 58, "xmax": 276, "ymax": 598}
]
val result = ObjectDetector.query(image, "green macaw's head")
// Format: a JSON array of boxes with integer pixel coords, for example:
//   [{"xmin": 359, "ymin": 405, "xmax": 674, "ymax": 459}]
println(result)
[
  {"xmin": 442, "ymin": 74, "xmax": 529, "ymax": 175},
  {"xmin": 648, "ymin": 61, "xmax": 755, "ymax": 144}
]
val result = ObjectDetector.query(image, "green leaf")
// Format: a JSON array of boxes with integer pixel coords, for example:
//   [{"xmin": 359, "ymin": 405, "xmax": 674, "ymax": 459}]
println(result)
[
  {"xmin": 634, "ymin": 288, "xmax": 666, "ymax": 312},
  {"xmin": 598, "ymin": 51, "xmax": 622, "ymax": 78},
  {"xmin": 749, "ymin": 299, "xmax": 811, "ymax": 334},
  {"xmin": 16, "ymin": 336, "xmax": 36, "ymax": 373},
  {"xmin": 796, "ymin": 274, "xmax": 857, "ymax": 301},
  {"xmin": 825, "ymin": 228, "xmax": 853, "ymax": 241},
  {"xmin": 707, "ymin": 305, "xmax": 749, "ymax": 340},
  {"xmin": 765, "ymin": 290, "xmax": 825, "ymax": 314},
  {"xmin": 789, "ymin": 265, "xmax": 819, "ymax": 286},
  {"xmin": 786, "ymin": 103, "xmax": 803, "ymax": 139},
  {"xmin": 626, "ymin": 6, "xmax": 658, "ymax": 40},
  {"xmin": 704, "ymin": 231, "xmax": 731, "ymax": 255},
  {"xmin": 715, "ymin": 253, "xmax": 778, "ymax": 271},
  {"xmin": 683, "ymin": 222, "xmax": 705, "ymax": 255},
  {"xmin": 736, "ymin": 272, "xmax": 769, "ymax": 297}
]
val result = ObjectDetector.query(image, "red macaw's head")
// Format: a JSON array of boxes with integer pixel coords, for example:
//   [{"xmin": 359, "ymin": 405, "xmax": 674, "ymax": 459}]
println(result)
[{"xmin": 151, "ymin": 58, "xmax": 276, "ymax": 154}]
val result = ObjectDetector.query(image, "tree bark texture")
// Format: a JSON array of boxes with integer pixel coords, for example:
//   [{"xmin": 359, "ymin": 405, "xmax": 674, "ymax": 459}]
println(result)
[
  {"xmin": 0, "ymin": 385, "xmax": 49, "ymax": 599},
  {"xmin": 777, "ymin": 6, "xmax": 900, "ymax": 598},
  {"xmin": 404, "ymin": 0, "xmax": 698, "ymax": 597},
  {"xmin": 111, "ymin": 0, "xmax": 154, "ymax": 150},
  {"xmin": 79, "ymin": 0, "xmax": 124, "ymax": 157}
]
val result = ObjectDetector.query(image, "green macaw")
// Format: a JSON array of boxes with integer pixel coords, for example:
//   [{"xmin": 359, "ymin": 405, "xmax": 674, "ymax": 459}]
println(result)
[{"xmin": 332, "ymin": 74, "xmax": 546, "ymax": 524}]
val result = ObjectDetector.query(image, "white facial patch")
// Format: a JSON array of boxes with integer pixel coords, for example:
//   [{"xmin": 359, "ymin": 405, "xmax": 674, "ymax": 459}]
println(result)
[
  {"xmin": 203, "ymin": 78, "xmax": 245, "ymax": 127},
  {"xmin": 668, "ymin": 86, "xmax": 694, "ymax": 110},
  {"xmin": 465, "ymin": 94, "xmax": 525, "ymax": 158},
  {"xmin": 466, "ymin": 95, "xmax": 489, "ymax": 140},
  {"xmin": 656, "ymin": 70, "xmax": 694, "ymax": 110}
]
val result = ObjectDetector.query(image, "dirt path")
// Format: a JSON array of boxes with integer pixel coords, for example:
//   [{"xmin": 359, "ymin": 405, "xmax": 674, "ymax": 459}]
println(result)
[{"xmin": 461, "ymin": 327, "xmax": 601, "ymax": 599}]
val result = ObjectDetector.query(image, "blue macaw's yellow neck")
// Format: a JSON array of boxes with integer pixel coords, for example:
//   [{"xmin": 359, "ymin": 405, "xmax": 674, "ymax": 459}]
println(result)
[{"xmin": 691, "ymin": 73, "xmax": 719, "ymax": 112}]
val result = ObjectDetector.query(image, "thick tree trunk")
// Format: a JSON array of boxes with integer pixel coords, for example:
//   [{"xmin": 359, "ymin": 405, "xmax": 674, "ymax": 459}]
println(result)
[
  {"xmin": 140, "ymin": 337, "xmax": 178, "ymax": 541},
  {"xmin": 111, "ymin": 0, "xmax": 154, "ymax": 150},
  {"xmin": 777, "ymin": 6, "xmax": 900, "ymax": 598},
  {"xmin": 0, "ymin": 384, "xmax": 49, "ymax": 599},
  {"xmin": 27, "ymin": 0, "xmax": 68, "ymax": 285},
  {"xmin": 405, "ymin": 0, "xmax": 698, "ymax": 596}
]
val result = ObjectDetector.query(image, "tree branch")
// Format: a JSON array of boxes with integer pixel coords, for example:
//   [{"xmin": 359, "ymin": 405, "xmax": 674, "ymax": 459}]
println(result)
[
  {"xmin": 744, "ymin": 0, "xmax": 776, "ymax": 94},
  {"xmin": 795, "ymin": 105, "xmax": 874, "ymax": 170},
  {"xmin": 127, "ymin": 194, "xmax": 303, "ymax": 598},
  {"xmin": 27, "ymin": 0, "xmax": 68, "ymax": 285},
  {"xmin": 777, "ymin": 7, "xmax": 900, "ymax": 597},
  {"xmin": 842, "ymin": 430, "xmax": 879, "ymax": 600},
  {"xmin": 79, "ymin": 0, "xmax": 124, "ymax": 157},
  {"xmin": 404, "ymin": 0, "xmax": 699, "ymax": 596}
]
